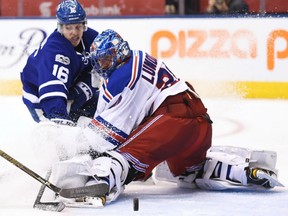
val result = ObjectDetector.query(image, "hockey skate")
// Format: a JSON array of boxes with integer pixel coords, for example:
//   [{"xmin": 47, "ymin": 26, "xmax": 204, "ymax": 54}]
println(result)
[{"xmin": 246, "ymin": 167, "xmax": 284, "ymax": 188}]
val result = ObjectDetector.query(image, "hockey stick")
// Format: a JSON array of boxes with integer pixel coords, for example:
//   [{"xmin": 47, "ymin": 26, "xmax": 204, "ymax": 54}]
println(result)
[
  {"xmin": 33, "ymin": 169, "xmax": 66, "ymax": 212},
  {"xmin": 0, "ymin": 149, "xmax": 109, "ymax": 198}
]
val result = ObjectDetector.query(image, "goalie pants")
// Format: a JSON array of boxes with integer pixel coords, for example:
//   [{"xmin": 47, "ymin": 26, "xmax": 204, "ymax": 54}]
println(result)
[{"xmin": 118, "ymin": 89, "xmax": 212, "ymax": 181}]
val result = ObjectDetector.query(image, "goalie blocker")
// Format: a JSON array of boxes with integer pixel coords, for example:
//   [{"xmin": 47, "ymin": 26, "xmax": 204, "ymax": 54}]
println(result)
[{"xmin": 154, "ymin": 146, "xmax": 284, "ymax": 190}]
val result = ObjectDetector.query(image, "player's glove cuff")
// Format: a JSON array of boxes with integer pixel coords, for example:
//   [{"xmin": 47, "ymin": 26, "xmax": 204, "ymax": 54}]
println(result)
[{"xmin": 51, "ymin": 118, "xmax": 76, "ymax": 127}]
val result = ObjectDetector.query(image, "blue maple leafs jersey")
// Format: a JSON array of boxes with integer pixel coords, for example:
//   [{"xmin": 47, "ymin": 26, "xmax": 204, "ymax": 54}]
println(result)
[{"xmin": 21, "ymin": 28, "xmax": 98, "ymax": 120}]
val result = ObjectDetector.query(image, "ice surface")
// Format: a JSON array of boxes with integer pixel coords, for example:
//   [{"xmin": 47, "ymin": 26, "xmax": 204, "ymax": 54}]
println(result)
[{"xmin": 0, "ymin": 96, "xmax": 287, "ymax": 216}]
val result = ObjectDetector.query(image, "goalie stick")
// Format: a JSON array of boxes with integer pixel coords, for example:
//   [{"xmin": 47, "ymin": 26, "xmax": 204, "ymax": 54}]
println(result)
[
  {"xmin": 33, "ymin": 170, "xmax": 105, "ymax": 212},
  {"xmin": 0, "ymin": 149, "xmax": 109, "ymax": 199}
]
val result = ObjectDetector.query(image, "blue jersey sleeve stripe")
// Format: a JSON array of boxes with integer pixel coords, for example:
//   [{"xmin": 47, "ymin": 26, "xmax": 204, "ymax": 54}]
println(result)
[
  {"xmin": 39, "ymin": 92, "xmax": 67, "ymax": 101},
  {"xmin": 39, "ymin": 80, "xmax": 67, "ymax": 91},
  {"xmin": 22, "ymin": 90, "xmax": 39, "ymax": 103}
]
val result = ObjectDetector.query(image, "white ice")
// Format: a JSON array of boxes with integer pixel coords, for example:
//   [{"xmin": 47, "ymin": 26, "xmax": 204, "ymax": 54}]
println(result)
[{"xmin": 0, "ymin": 96, "xmax": 287, "ymax": 216}]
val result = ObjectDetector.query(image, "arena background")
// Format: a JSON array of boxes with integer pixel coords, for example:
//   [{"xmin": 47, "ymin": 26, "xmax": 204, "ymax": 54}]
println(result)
[
  {"xmin": 1, "ymin": 2, "xmax": 288, "ymax": 215},
  {"xmin": 0, "ymin": 0, "xmax": 288, "ymax": 99}
]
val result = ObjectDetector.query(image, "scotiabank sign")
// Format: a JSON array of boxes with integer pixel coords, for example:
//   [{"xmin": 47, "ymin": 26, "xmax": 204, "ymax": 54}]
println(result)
[
  {"xmin": 1, "ymin": 0, "xmax": 165, "ymax": 16},
  {"xmin": 1, "ymin": 18, "xmax": 288, "ymax": 83}
]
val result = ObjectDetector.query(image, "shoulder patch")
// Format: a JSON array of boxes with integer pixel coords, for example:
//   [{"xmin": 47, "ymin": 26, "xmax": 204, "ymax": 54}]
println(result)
[{"xmin": 55, "ymin": 54, "xmax": 70, "ymax": 65}]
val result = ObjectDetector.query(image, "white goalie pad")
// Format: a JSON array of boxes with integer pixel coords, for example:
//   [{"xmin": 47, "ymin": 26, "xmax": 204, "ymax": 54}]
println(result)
[
  {"xmin": 154, "ymin": 145, "xmax": 283, "ymax": 190},
  {"xmin": 208, "ymin": 145, "xmax": 278, "ymax": 173},
  {"xmin": 195, "ymin": 179, "xmax": 248, "ymax": 191},
  {"xmin": 50, "ymin": 154, "xmax": 115, "ymax": 189},
  {"xmin": 50, "ymin": 154, "xmax": 93, "ymax": 189},
  {"xmin": 197, "ymin": 145, "xmax": 283, "ymax": 190},
  {"xmin": 50, "ymin": 150, "xmax": 129, "ymax": 203}
]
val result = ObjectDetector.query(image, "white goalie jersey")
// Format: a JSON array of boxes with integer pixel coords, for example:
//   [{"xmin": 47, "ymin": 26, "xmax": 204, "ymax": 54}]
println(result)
[{"xmin": 83, "ymin": 50, "xmax": 189, "ymax": 153}]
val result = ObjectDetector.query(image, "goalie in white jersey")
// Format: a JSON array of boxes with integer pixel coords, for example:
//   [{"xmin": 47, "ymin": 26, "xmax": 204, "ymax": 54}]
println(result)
[
  {"xmin": 86, "ymin": 29, "xmax": 212, "ymax": 199},
  {"xmin": 51, "ymin": 29, "xmax": 283, "ymax": 205}
]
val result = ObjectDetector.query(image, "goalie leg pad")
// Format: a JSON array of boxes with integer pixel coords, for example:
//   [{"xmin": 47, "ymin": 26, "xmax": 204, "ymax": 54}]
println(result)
[
  {"xmin": 209, "ymin": 146, "xmax": 278, "ymax": 172},
  {"xmin": 50, "ymin": 154, "xmax": 92, "ymax": 188},
  {"xmin": 50, "ymin": 151, "xmax": 130, "ymax": 203},
  {"xmin": 80, "ymin": 151, "xmax": 130, "ymax": 203},
  {"xmin": 198, "ymin": 151, "xmax": 248, "ymax": 190},
  {"xmin": 196, "ymin": 146, "xmax": 283, "ymax": 190}
]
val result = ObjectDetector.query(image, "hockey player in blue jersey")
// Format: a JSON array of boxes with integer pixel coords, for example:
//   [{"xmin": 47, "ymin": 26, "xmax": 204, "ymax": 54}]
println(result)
[{"xmin": 20, "ymin": 0, "xmax": 99, "ymax": 125}]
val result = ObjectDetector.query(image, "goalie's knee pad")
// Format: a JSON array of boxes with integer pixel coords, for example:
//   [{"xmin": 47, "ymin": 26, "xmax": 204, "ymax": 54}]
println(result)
[
  {"xmin": 50, "ymin": 151, "xmax": 130, "ymax": 200},
  {"xmin": 88, "ymin": 150, "xmax": 130, "ymax": 202},
  {"xmin": 105, "ymin": 150, "xmax": 130, "ymax": 190}
]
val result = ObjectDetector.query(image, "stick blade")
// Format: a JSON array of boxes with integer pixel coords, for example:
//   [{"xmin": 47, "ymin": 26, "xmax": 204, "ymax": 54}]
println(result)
[{"xmin": 59, "ymin": 183, "xmax": 109, "ymax": 198}]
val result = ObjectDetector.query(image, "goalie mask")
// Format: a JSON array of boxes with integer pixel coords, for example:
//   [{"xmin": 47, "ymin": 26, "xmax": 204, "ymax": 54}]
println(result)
[
  {"xmin": 90, "ymin": 29, "xmax": 131, "ymax": 79},
  {"xmin": 56, "ymin": 0, "xmax": 87, "ymax": 32}
]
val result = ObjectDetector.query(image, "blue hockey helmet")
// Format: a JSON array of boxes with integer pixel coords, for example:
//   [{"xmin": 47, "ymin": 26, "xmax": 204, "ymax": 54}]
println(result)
[
  {"xmin": 56, "ymin": 0, "xmax": 87, "ymax": 25},
  {"xmin": 90, "ymin": 29, "xmax": 131, "ymax": 79}
]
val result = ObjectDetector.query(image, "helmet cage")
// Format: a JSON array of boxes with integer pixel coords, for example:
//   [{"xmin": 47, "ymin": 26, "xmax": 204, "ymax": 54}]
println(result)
[
  {"xmin": 90, "ymin": 30, "xmax": 131, "ymax": 79},
  {"xmin": 90, "ymin": 47, "xmax": 118, "ymax": 79}
]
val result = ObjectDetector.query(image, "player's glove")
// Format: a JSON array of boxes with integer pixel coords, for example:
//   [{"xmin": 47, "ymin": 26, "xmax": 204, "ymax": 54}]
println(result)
[
  {"xmin": 51, "ymin": 118, "xmax": 76, "ymax": 127},
  {"xmin": 69, "ymin": 81, "xmax": 93, "ymax": 112}
]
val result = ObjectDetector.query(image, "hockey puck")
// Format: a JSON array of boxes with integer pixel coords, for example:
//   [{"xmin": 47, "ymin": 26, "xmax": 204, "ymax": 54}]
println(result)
[{"xmin": 133, "ymin": 198, "xmax": 139, "ymax": 211}]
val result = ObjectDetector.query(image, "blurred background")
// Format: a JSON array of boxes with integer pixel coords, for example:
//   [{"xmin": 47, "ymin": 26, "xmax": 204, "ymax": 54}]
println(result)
[
  {"xmin": 0, "ymin": 2, "xmax": 288, "ymax": 214},
  {"xmin": 1, "ymin": 0, "xmax": 288, "ymax": 16},
  {"xmin": 0, "ymin": 0, "xmax": 288, "ymax": 99}
]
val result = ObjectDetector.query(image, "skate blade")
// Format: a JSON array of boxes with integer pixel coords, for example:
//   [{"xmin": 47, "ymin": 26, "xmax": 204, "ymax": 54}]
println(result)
[{"xmin": 257, "ymin": 171, "xmax": 285, "ymax": 187}]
